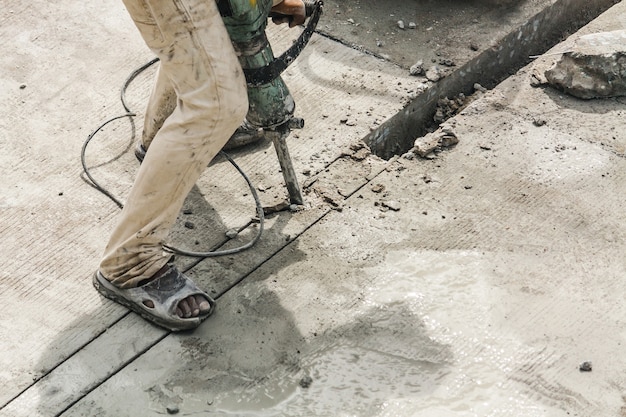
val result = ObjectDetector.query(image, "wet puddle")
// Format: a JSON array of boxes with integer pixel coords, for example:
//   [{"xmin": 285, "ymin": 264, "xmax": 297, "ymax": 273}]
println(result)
[{"xmin": 204, "ymin": 250, "xmax": 571, "ymax": 416}]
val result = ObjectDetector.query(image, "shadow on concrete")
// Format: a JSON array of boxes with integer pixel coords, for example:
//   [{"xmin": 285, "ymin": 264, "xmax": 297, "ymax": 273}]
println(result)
[
  {"xmin": 167, "ymin": 301, "xmax": 453, "ymax": 416},
  {"xmin": 29, "ymin": 180, "xmax": 453, "ymax": 416},
  {"xmin": 28, "ymin": 191, "xmax": 308, "ymax": 416}
]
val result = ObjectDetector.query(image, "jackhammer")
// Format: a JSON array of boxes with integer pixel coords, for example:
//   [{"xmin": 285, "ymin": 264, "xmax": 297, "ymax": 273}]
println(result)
[{"xmin": 218, "ymin": 0, "xmax": 324, "ymax": 205}]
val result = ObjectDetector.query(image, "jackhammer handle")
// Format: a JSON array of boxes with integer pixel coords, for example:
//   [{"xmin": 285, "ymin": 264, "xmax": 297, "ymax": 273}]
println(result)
[
  {"xmin": 269, "ymin": 0, "xmax": 318, "ymax": 20},
  {"xmin": 245, "ymin": 0, "xmax": 323, "ymax": 87}
]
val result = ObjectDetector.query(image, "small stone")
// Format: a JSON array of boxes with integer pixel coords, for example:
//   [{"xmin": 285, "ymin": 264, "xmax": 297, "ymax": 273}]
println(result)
[
  {"xmin": 184, "ymin": 221, "xmax": 195, "ymax": 229},
  {"xmin": 439, "ymin": 58, "xmax": 456, "ymax": 67},
  {"xmin": 381, "ymin": 200, "xmax": 401, "ymax": 211},
  {"xmin": 347, "ymin": 18, "xmax": 355, "ymax": 24},
  {"xmin": 440, "ymin": 135, "xmax": 458, "ymax": 147},
  {"xmin": 469, "ymin": 42, "xmax": 479, "ymax": 51},
  {"xmin": 183, "ymin": 208, "xmax": 193, "ymax": 215},
  {"xmin": 408, "ymin": 22, "xmax": 417, "ymax": 29},
  {"xmin": 425, "ymin": 66, "xmax": 441, "ymax": 82},
  {"xmin": 263, "ymin": 200, "xmax": 290, "ymax": 214},
  {"xmin": 529, "ymin": 70, "xmax": 546, "ymax": 87},
  {"xmin": 474, "ymin": 83, "xmax": 487, "ymax": 93},
  {"xmin": 166, "ymin": 405, "xmax": 179, "ymax": 414},
  {"xmin": 371, "ymin": 184, "xmax": 385, "ymax": 193},
  {"xmin": 409, "ymin": 60, "xmax": 425, "ymax": 76},
  {"xmin": 579, "ymin": 361, "xmax": 592, "ymax": 372},
  {"xmin": 225, "ymin": 228, "xmax": 239, "ymax": 239},
  {"xmin": 19, "ymin": 83, "xmax": 27, "ymax": 89},
  {"xmin": 299, "ymin": 375, "xmax": 313, "ymax": 388},
  {"xmin": 533, "ymin": 117, "xmax": 547, "ymax": 127},
  {"xmin": 397, "ymin": 20, "xmax": 405, "ymax": 30}
]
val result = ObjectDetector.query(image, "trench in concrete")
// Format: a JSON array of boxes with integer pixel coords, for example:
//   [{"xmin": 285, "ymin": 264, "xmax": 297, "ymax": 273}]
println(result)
[{"xmin": 357, "ymin": 0, "xmax": 621, "ymax": 160}]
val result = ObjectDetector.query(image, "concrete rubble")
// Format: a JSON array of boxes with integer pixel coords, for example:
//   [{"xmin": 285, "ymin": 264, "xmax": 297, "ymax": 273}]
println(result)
[
  {"xmin": 545, "ymin": 30, "xmax": 626, "ymax": 98},
  {"xmin": 1, "ymin": 0, "xmax": 626, "ymax": 416}
]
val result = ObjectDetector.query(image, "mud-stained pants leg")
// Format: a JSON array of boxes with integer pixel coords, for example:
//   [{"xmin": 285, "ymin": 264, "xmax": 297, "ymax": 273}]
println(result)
[
  {"xmin": 99, "ymin": 0, "xmax": 248, "ymax": 288},
  {"xmin": 142, "ymin": 64, "xmax": 177, "ymax": 151}
]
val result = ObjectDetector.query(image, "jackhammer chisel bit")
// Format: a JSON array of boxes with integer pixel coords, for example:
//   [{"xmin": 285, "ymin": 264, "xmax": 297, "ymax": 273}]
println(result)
[{"xmin": 219, "ymin": 0, "xmax": 324, "ymax": 205}]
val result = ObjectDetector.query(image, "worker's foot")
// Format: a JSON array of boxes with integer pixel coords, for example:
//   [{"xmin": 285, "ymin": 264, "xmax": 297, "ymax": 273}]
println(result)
[
  {"xmin": 139, "ymin": 264, "xmax": 212, "ymax": 318},
  {"xmin": 222, "ymin": 121, "xmax": 265, "ymax": 151},
  {"xmin": 134, "ymin": 141, "xmax": 148, "ymax": 163},
  {"xmin": 93, "ymin": 264, "xmax": 215, "ymax": 331},
  {"xmin": 134, "ymin": 122, "xmax": 265, "ymax": 163}
]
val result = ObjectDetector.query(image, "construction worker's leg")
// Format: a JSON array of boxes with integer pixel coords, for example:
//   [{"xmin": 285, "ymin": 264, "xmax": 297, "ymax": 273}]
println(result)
[
  {"xmin": 99, "ymin": 0, "xmax": 248, "ymax": 288},
  {"xmin": 142, "ymin": 63, "xmax": 176, "ymax": 152}
]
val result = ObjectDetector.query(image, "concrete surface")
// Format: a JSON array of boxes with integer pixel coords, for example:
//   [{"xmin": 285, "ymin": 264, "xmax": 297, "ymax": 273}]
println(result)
[{"xmin": 1, "ymin": 0, "xmax": 625, "ymax": 416}]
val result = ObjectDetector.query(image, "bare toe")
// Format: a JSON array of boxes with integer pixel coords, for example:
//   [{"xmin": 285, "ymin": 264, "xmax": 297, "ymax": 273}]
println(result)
[
  {"xmin": 178, "ymin": 299, "xmax": 191, "ymax": 318},
  {"xmin": 196, "ymin": 295, "xmax": 212, "ymax": 313},
  {"xmin": 187, "ymin": 295, "xmax": 200, "ymax": 317}
]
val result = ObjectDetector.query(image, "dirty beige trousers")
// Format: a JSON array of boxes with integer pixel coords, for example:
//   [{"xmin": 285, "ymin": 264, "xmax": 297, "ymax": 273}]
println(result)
[
  {"xmin": 140, "ymin": 0, "xmax": 284, "ymax": 147},
  {"xmin": 99, "ymin": 0, "xmax": 248, "ymax": 288}
]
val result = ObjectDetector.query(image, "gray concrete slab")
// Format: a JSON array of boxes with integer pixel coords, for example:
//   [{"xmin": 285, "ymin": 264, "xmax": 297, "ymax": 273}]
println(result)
[
  {"xmin": 1, "ymin": 0, "xmax": 625, "ymax": 416},
  {"xmin": 0, "ymin": 0, "xmax": 415, "ymax": 413},
  {"xmin": 58, "ymin": 3, "xmax": 626, "ymax": 409}
]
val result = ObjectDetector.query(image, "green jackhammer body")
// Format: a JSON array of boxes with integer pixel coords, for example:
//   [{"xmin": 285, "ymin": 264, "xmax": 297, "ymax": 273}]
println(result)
[{"xmin": 217, "ymin": 0, "xmax": 323, "ymax": 204}]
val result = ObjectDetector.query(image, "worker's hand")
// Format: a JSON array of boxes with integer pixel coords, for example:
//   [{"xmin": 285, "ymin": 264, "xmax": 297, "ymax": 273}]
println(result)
[{"xmin": 270, "ymin": 0, "xmax": 306, "ymax": 27}]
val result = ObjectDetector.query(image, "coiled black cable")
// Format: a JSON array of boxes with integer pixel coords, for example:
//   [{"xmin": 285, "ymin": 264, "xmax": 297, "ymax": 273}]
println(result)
[{"xmin": 81, "ymin": 58, "xmax": 265, "ymax": 259}]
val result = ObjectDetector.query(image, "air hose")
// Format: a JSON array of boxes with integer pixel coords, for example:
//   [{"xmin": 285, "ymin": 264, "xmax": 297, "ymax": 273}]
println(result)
[{"xmin": 81, "ymin": 58, "xmax": 265, "ymax": 259}]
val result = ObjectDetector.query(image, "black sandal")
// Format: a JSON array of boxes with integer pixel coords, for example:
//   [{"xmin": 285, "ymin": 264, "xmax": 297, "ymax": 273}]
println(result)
[{"xmin": 93, "ymin": 265, "xmax": 215, "ymax": 331}]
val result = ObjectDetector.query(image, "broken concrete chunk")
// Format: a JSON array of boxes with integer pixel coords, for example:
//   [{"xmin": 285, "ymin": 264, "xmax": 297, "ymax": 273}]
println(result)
[
  {"xmin": 426, "ymin": 66, "xmax": 442, "ymax": 82},
  {"xmin": 263, "ymin": 200, "xmax": 290, "ymax": 215},
  {"xmin": 312, "ymin": 184, "xmax": 343, "ymax": 210},
  {"xmin": 413, "ymin": 135, "xmax": 440, "ymax": 157},
  {"xmin": 409, "ymin": 60, "xmax": 425, "ymax": 76},
  {"xmin": 545, "ymin": 30, "xmax": 626, "ymax": 99},
  {"xmin": 343, "ymin": 141, "xmax": 372, "ymax": 161},
  {"xmin": 412, "ymin": 125, "xmax": 459, "ymax": 158}
]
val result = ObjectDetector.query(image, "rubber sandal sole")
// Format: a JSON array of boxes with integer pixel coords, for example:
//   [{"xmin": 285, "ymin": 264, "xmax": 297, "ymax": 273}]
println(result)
[{"xmin": 92, "ymin": 270, "xmax": 215, "ymax": 332}]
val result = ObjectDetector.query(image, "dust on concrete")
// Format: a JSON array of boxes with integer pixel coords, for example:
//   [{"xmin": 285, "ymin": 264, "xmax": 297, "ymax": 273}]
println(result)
[
  {"xmin": 4, "ymin": 0, "xmax": 626, "ymax": 416},
  {"xmin": 318, "ymin": 0, "xmax": 552, "ymax": 70}
]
